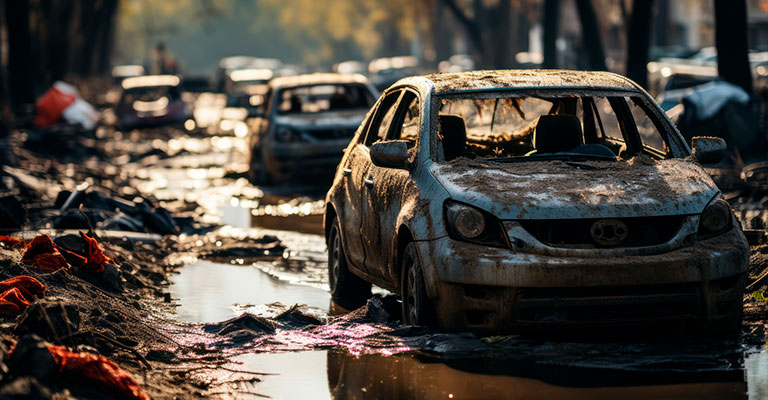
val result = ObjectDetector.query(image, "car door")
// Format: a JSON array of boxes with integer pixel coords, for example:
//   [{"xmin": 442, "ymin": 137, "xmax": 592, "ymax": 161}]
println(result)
[
  {"xmin": 339, "ymin": 90, "xmax": 403, "ymax": 272},
  {"xmin": 362, "ymin": 89, "xmax": 420, "ymax": 279}
]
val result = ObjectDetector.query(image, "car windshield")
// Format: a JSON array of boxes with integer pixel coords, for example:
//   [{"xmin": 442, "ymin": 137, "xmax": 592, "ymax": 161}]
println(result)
[
  {"xmin": 276, "ymin": 83, "xmax": 374, "ymax": 114},
  {"xmin": 123, "ymin": 85, "xmax": 179, "ymax": 103},
  {"xmin": 436, "ymin": 92, "xmax": 672, "ymax": 163}
]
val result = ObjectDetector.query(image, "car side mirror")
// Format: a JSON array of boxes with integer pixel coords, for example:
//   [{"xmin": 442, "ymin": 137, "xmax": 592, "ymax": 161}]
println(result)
[
  {"xmin": 370, "ymin": 140, "xmax": 410, "ymax": 169},
  {"xmin": 691, "ymin": 136, "xmax": 727, "ymax": 164}
]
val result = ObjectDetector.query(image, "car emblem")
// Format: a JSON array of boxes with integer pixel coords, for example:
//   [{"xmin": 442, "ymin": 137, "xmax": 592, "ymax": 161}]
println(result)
[{"xmin": 590, "ymin": 219, "xmax": 628, "ymax": 246}]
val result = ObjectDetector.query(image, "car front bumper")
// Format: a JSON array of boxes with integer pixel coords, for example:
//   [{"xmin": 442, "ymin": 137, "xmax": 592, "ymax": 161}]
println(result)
[
  {"xmin": 265, "ymin": 139, "xmax": 349, "ymax": 181},
  {"xmin": 416, "ymin": 227, "xmax": 749, "ymax": 335}
]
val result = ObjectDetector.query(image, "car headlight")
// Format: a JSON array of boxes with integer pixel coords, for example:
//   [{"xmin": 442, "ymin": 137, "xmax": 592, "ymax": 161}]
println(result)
[
  {"xmin": 444, "ymin": 200, "xmax": 508, "ymax": 248},
  {"xmin": 274, "ymin": 126, "xmax": 302, "ymax": 142},
  {"xmin": 698, "ymin": 199, "xmax": 732, "ymax": 238}
]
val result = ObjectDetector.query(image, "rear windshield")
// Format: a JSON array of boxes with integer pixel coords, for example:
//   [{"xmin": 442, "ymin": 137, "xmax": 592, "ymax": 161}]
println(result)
[
  {"xmin": 276, "ymin": 84, "xmax": 374, "ymax": 115},
  {"xmin": 436, "ymin": 92, "xmax": 676, "ymax": 163}
]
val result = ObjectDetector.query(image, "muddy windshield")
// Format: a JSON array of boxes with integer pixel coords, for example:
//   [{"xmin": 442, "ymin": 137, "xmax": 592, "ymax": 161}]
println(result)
[
  {"xmin": 276, "ymin": 83, "xmax": 374, "ymax": 115},
  {"xmin": 436, "ymin": 93, "xmax": 671, "ymax": 163}
]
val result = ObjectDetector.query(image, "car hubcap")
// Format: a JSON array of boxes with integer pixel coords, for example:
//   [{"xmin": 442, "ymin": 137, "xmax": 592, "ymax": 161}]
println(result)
[{"xmin": 406, "ymin": 259, "xmax": 418, "ymax": 324}]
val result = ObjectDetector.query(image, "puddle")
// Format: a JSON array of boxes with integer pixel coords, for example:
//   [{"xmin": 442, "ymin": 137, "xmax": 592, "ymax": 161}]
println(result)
[
  {"xmin": 220, "ymin": 349, "xmax": 751, "ymax": 400},
  {"xmin": 169, "ymin": 260, "xmax": 330, "ymax": 323}
]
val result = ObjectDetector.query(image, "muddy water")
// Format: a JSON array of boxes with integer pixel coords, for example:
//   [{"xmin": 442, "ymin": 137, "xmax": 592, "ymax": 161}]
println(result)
[{"xmin": 139, "ymin": 125, "xmax": 767, "ymax": 399}]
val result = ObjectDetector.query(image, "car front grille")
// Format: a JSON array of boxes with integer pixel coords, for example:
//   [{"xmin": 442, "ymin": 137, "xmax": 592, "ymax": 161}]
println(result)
[{"xmin": 517, "ymin": 216, "xmax": 685, "ymax": 248}]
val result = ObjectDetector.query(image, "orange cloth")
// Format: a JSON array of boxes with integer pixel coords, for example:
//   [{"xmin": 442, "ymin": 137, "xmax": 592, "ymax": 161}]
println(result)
[
  {"xmin": 48, "ymin": 345, "xmax": 150, "ymax": 400},
  {"xmin": 21, "ymin": 235, "xmax": 69, "ymax": 271},
  {"xmin": 0, "ymin": 236, "xmax": 24, "ymax": 249},
  {"xmin": 0, "ymin": 276, "xmax": 45, "ymax": 315}
]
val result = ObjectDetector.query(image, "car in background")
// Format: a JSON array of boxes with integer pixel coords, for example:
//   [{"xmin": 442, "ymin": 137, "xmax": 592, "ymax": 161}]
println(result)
[
  {"xmin": 247, "ymin": 73, "xmax": 378, "ymax": 184},
  {"xmin": 215, "ymin": 56, "xmax": 282, "ymax": 93},
  {"xmin": 368, "ymin": 56, "xmax": 421, "ymax": 91},
  {"xmin": 115, "ymin": 75, "xmax": 192, "ymax": 131},
  {"xmin": 224, "ymin": 67, "xmax": 274, "ymax": 116},
  {"xmin": 324, "ymin": 69, "xmax": 748, "ymax": 336}
]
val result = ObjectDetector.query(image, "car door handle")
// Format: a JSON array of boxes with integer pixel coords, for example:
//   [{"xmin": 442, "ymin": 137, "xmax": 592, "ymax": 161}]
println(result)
[
  {"xmin": 342, "ymin": 168, "xmax": 352, "ymax": 177},
  {"xmin": 364, "ymin": 177, "xmax": 374, "ymax": 187}
]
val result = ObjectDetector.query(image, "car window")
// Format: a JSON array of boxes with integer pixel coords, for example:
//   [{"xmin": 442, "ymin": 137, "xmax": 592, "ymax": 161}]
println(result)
[
  {"xmin": 627, "ymin": 97, "xmax": 667, "ymax": 153},
  {"xmin": 276, "ymin": 84, "xmax": 375, "ymax": 115},
  {"xmin": 436, "ymin": 90, "xmax": 672, "ymax": 162},
  {"xmin": 394, "ymin": 92, "xmax": 419, "ymax": 148},
  {"xmin": 594, "ymin": 97, "xmax": 623, "ymax": 141},
  {"xmin": 364, "ymin": 91, "xmax": 402, "ymax": 146}
]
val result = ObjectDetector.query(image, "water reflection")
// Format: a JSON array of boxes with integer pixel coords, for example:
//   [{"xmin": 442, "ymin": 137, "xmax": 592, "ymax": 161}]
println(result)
[
  {"xmin": 326, "ymin": 351, "xmax": 748, "ymax": 400},
  {"xmin": 169, "ymin": 260, "xmax": 330, "ymax": 323}
]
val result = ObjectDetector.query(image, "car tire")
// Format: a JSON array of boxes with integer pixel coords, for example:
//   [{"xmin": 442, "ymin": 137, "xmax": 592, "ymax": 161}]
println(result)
[
  {"xmin": 328, "ymin": 218, "xmax": 371, "ymax": 310},
  {"xmin": 249, "ymin": 149, "xmax": 272, "ymax": 185},
  {"xmin": 401, "ymin": 242, "xmax": 438, "ymax": 326}
]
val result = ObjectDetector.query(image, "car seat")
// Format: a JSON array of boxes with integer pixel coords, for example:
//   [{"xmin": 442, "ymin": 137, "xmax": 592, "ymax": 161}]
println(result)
[
  {"xmin": 531, "ymin": 115, "xmax": 583, "ymax": 154},
  {"xmin": 438, "ymin": 114, "xmax": 467, "ymax": 161}
]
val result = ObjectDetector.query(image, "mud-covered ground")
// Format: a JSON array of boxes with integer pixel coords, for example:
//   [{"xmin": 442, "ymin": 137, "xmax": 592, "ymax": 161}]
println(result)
[{"xmin": 1, "ymin": 93, "xmax": 768, "ymax": 399}]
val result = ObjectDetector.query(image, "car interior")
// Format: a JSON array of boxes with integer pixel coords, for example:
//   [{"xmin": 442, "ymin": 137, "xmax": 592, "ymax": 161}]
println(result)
[{"xmin": 437, "ymin": 95, "xmax": 670, "ymax": 162}]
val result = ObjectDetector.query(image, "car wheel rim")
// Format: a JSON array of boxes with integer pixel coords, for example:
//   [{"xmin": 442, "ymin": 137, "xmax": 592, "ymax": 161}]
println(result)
[{"xmin": 406, "ymin": 258, "xmax": 418, "ymax": 324}]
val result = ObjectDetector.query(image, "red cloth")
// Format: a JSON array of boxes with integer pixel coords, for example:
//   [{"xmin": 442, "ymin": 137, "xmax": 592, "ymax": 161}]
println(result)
[
  {"xmin": 0, "ymin": 276, "xmax": 45, "ymax": 315},
  {"xmin": 48, "ymin": 345, "xmax": 150, "ymax": 400},
  {"xmin": 0, "ymin": 288, "xmax": 29, "ymax": 315},
  {"xmin": 34, "ymin": 86, "xmax": 76, "ymax": 127},
  {"xmin": 0, "ymin": 236, "xmax": 24, "ymax": 249},
  {"xmin": 79, "ymin": 232, "xmax": 112, "ymax": 274},
  {"xmin": 20, "ymin": 235, "xmax": 69, "ymax": 271}
]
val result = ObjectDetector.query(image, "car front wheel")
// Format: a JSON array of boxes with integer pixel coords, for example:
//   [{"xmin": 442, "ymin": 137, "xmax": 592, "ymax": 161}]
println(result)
[
  {"xmin": 401, "ymin": 242, "xmax": 437, "ymax": 326},
  {"xmin": 328, "ymin": 218, "xmax": 371, "ymax": 310}
]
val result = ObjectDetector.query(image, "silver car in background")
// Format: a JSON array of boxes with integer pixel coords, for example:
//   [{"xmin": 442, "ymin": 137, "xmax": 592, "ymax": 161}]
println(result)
[{"xmin": 248, "ymin": 73, "xmax": 378, "ymax": 184}]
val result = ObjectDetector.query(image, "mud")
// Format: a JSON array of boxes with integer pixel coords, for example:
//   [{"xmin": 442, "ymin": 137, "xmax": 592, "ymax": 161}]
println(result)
[
  {"xmin": 423, "ymin": 70, "xmax": 639, "ymax": 93},
  {"xmin": 2, "ymin": 89, "xmax": 768, "ymax": 399},
  {"xmin": 431, "ymin": 155, "xmax": 716, "ymax": 220}
]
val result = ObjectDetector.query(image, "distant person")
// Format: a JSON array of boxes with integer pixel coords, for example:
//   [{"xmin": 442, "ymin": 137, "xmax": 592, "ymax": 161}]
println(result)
[{"xmin": 150, "ymin": 42, "xmax": 179, "ymax": 75}]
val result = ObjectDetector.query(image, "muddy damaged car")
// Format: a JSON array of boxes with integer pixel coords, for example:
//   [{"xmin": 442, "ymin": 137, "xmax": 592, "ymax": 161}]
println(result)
[
  {"xmin": 324, "ymin": 70, "xmax": 749, "ymax": 336},
  {"xmin": 247, "ymin": 73, "xmax": 378, "ymax": 184}
]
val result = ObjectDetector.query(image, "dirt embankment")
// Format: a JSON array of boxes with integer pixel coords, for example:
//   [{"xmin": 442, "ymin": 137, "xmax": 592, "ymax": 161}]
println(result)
[{"xmin": 0, "ymin": 124, "xmax": 291, "ymax": 399}]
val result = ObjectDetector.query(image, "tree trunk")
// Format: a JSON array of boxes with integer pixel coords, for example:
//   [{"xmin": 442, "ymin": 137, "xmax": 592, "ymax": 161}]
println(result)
[
  {"xmin": 714, "ymin": 0, "xmax": 752, "ymax": 94},
  {"xmin": 542, "ymin": 0, "xmax": 559, "ymax": 68},
  {"xmin": 488, "ymin": 0, "xmax": 512, "ymax": 68},
  {"xmin": 574, "ymin": 0, "xmax": 606, "ymax": 71},
  {"xmin": 441, "ymin": 0, "xmax": 486, "ymax": 67},
  {"xmin": 626, "ymin": 0, "xmax": 654, "ymax": 88},
  {"xmin": 5, "ymin": 0, "xmax": 36, "ymax": 108}
]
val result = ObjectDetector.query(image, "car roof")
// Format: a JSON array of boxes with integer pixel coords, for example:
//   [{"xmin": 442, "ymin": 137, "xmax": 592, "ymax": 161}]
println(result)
[
  {"xmin": 394, "ymin": 69, "xmax": 643, "ymax": 94},
  {"xmin": 269, "ymin": 73, "xmax": 370, "ymax": 89},
  {"xmin": 121, "ymin": 75, "xmax": 181, "ymax": 90}
]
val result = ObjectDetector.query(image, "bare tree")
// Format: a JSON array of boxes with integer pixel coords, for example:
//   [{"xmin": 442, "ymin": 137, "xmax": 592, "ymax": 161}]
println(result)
[
  {"xmin": 574, "ymin": 0, "xmax": 606, "ymax": 70},
  {"xmin": 714, "ymin": 0, "xmax": 752, "ymax": 94},
  {"xmin": 542, "ymin": 0, "xmax": 559, "ymax": 68},
  {"xmin": 626, "ymin": 0, "xmax": 654, "ymax": 88}
]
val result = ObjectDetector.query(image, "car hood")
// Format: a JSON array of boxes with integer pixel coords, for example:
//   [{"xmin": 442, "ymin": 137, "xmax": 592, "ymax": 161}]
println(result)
[
  {"xmin": 429, "ymin": 157, "xmax": 719, "ymax": 220},
  {"xmin": 273, "ymin": 110, "xmax": 367, "ymax": 129}
]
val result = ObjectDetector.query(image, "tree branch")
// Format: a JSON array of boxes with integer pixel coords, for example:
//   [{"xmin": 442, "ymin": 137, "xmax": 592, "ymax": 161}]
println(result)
[{"xmin": 440, "ymin": 0, "xmax": 484, "ymax": 53}]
